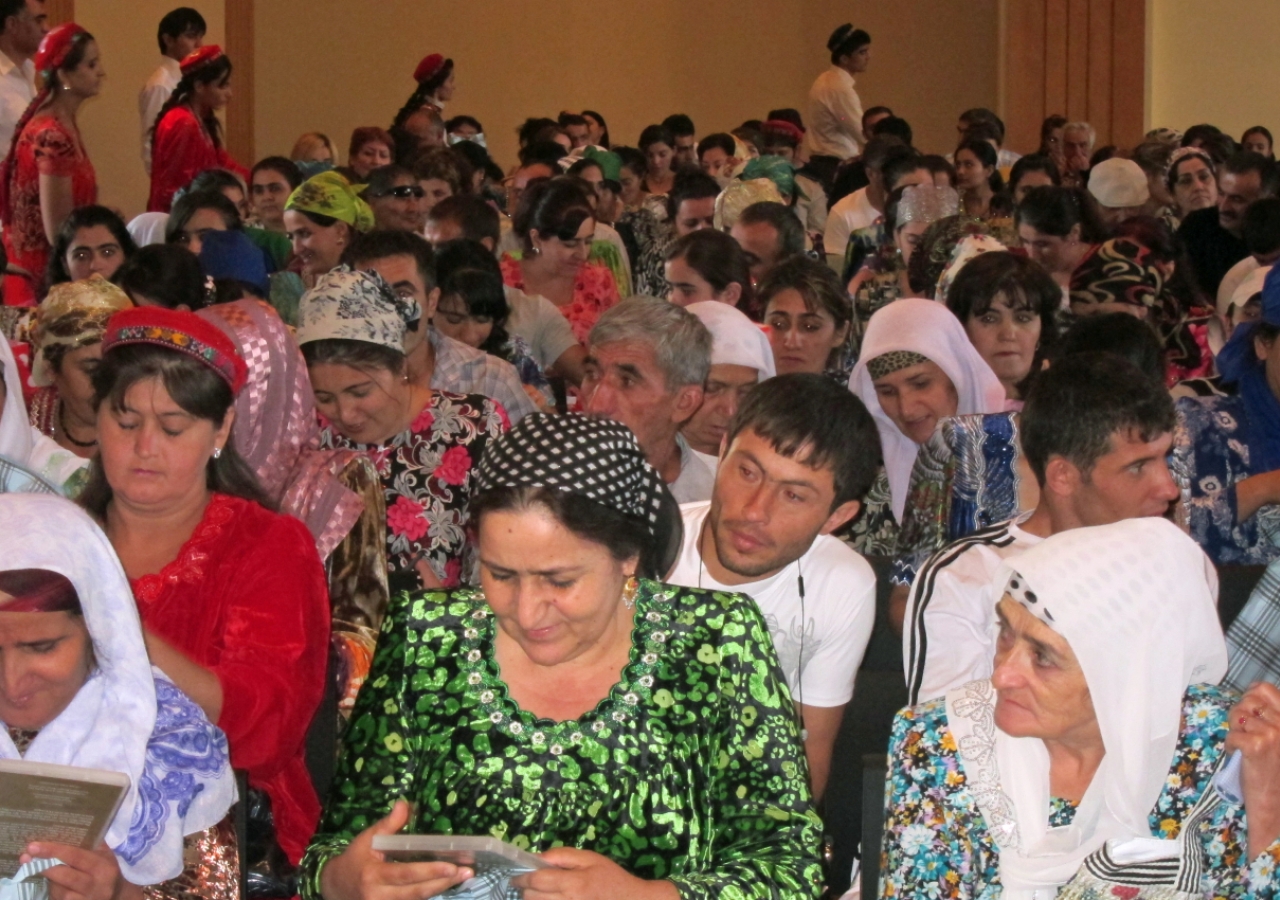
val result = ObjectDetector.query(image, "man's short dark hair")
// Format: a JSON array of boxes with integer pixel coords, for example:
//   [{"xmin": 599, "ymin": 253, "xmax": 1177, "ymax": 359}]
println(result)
[
  {"xmin": 959, "ymin": 108, "xmax": 1006, "ymax": 144},
  {"xmin": 872, "ymin": 115, "xmax": 913, "ymax": 147},
  {"xmin": 1224, "ymin": 150, "xmax": 1273, "ymax": 182},
  {"xmin": 880, "ymin": 147, "xmax": 926, "ymax": 192},
  {"xmin": 157, "ymin": 7, "xmax": 206, "ymax": 54},
  {"xmin": 1054, "ymin": 312, "xmax": 1165, "ymax": 384},
  {"xmin": 428, "ymin": 194, "xmax": 500, "ymax": 247},
  {"xmin": 1021, "ymin": 352, "xmax": 1175, "ymax": 485},
  {"xmin": 697, "ymin": 133, "xmax": 735, "ymax": 160},
  {"xmin": 557, "ymin": 112, "xmax": 588, "ymax": 129},
  {"xmin": 1244, "ymin": 196, "xmax": 1280, "ymax": 256},
  {"xmin": 345, "ymin": 229, "xmax": 437, "ymax": 293},
  {"xmin": 519, "ymin": 140, "xmax": 566, "ymax": 169},
  {"xmin": 667, "ymin": 170, "xmax": 720, "ymax": 219},
  {"xmin": 738, "ymin": 202, "xmax": 805, "ymax": 258},
  {"xmin": 725, "ymin": 373, "xmax": 880, "ymax": 508},
  {"xmin": 862, "ymin": 105, "xmax": 893, "ymax": 127},
  {"xmin": 861, "ymin": 134, "xmax": 906, "ymax": 175},
  {"xmin": 662, "ymin": 114, "xmax": 695, "ymax": 138}
]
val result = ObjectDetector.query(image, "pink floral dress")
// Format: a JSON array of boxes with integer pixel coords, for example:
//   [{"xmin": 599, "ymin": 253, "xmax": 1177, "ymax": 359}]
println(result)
[
  {"xmin": 317, "ymin": 390, "xmax": 508, "ymax": 588},
  {"xmin": 500, "ymin": 256, "xmax": 620, "ymax": 343}
]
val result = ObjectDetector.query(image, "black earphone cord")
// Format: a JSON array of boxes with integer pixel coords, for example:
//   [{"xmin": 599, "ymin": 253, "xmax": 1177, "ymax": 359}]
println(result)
[{"xmin": 697, "ymin": 518, "xmax": 807, "ymax": 741}]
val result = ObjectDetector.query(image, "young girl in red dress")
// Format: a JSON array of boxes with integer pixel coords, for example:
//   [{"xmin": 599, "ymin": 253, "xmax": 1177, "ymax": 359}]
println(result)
[{"xmin": 147, "ymin": 45, "xmax": 249, "ymax": 213}]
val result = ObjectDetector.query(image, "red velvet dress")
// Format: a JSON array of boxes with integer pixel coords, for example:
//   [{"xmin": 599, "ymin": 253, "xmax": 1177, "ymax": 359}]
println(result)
[
  {"xmin": 148, "ymin": 106, "xmax": 249, "ymax": 212},
  {"xmin": 2, "ymin": 114, "xmax": 96, "ymax": 306},
  {"xmin": 129, "ymin": 493, "xmax": 330, "ymax": 864}
]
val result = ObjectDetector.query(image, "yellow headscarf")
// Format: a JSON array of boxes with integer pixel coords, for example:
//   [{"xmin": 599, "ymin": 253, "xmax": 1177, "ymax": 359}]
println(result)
[
  {"xmin": 32, "ymin": 275, "xmax": 133, "ymax": 387},
  {"xmin": 285, "ymin": 171, "xmax": 375, "ymax": 233}
]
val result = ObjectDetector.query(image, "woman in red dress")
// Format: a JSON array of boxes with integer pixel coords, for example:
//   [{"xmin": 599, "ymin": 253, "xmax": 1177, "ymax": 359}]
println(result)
[
  {"xmin": 79, "ymin": 305, "xmax": 331, "ymax": 867},
  {"xmin": 147, "ymin": 45, "xmax": 249, "ymax": 213},
  {"xmin": 0, "ymin": 23, "xmax": 102, "ymax": 307}
]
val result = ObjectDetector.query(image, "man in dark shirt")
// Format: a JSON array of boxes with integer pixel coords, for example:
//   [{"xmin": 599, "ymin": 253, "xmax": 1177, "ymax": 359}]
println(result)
[{"xmin": 1180, "ymin": 151, "xmax": 1276, "ymax": 297}]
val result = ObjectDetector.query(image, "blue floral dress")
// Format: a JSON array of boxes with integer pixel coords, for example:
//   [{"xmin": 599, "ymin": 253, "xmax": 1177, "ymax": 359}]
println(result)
[
  {"xmin": 879, "ymin": 683, "xmax": 1280, "ymax": 899},
  {"xmin": 1173, "ymin": 395, "xmax": 1280, "ymax": 566}
]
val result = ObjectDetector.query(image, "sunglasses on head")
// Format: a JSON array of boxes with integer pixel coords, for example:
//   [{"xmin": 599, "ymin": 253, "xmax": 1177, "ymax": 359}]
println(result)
[{"xmin": 376, "ymin": 185, "xmax": 426, "ymax": 200}]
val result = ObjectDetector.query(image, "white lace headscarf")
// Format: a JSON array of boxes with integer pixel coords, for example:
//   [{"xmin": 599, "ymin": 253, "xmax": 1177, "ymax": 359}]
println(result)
[{"xmin": 945, "ymin": 517, "xmax": 1227, "ymax": 897}]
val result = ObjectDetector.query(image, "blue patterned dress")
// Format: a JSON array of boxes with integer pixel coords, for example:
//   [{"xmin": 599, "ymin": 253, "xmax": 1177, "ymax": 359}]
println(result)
[
  {"xmin": 1173, "ymin": 395, "xmax": 1280, "ymax": 566},
  {"xmin": 879, "ymin": 683, "xmax": 1280, "ymax": 899}
]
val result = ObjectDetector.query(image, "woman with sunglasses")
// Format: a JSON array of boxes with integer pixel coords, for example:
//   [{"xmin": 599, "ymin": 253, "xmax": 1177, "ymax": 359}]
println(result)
[{"xmin": 364, "ymin": 164, "xmax": 427, "ymax": 233}]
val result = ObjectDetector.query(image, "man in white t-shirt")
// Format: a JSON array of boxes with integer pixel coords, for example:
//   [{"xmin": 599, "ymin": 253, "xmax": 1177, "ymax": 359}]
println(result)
[
  {"xmin": 902, "ymin": 353, "xmax": 1180, "ymax": 706},
  {"xmin": 823, "ymin": 138, "xmax": 930, "ymax": 271},
  {"xmin": 667, "ymin": 374, "xmax": 881, "ymax": 800},
  {"xmin": 139, "ymin": 7, "xmax": 205, "ymax": 173},
  {"xmin": 0, "ymin": 0, "xmax": 45, "ymax": 155}
]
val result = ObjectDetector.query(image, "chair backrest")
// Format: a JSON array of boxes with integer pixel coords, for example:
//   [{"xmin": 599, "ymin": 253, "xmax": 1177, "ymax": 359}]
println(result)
[{"xmin": 860, "ymin": 753, "xmax": 888, "ymax": 900}]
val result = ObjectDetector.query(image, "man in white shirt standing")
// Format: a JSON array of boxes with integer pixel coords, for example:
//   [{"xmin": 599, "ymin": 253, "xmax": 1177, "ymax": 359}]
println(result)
[
  {"xmin": 139, "ymin": 7, "xmax": 205, "ymax": 174},
  {"xmin": 804, "ymin": 24, "xmax": 871, "ymax": 187},
  {"xmin": 0, "ymin": 0, "xmax": 46, "ymax": 154},
  {"xmin": 667, "ymin": 373, "xmax": 881, "ymax": 801},
  {"xmin": 901, "ymin": 353, "xmax": 1180, "ymax": 707}
]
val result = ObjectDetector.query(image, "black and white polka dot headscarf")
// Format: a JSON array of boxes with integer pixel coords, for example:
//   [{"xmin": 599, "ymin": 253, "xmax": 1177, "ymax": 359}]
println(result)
[{"xmin": 476, "ymin": 413, "xmax": 671, "ymax": 545}]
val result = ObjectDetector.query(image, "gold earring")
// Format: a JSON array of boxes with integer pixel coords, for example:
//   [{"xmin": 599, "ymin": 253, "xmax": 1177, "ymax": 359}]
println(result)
[{"xmin": 622, "ymin": 576, "xmax": 639, "ymax": 609}]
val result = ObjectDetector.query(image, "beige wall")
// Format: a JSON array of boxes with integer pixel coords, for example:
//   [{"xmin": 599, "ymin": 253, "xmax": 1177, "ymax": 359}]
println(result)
[
  {"xmin": 1148, "ymin": 0, "xmax": 1280, "ymax": 140},
  {"xmin": 253, "ymin": 0, "xmax": 998, "ymax": 171},
  {"xmin": 75, "ymin": 0, "xmax": 225, "ymax": 218}
]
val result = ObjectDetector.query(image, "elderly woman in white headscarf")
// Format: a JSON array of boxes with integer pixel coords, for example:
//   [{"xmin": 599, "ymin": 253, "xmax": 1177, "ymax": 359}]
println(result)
[
  {"xmin": 0, "ymin": 494, "xmax": 236, "ymax": 898},
  {"xmin": 849, "ymin": 297, "xmax": 1006, "ymax": 526},
  {"xmin": 880, "ymin": 517, "xmax": 1280, "ymax": 898},
  {"xmin": 681, "ymin": 300, "xmax": 775, "ymax": 468},
  {"xmin": 0, "ymin": 334, "xmax": 89, "ymax": 494}
]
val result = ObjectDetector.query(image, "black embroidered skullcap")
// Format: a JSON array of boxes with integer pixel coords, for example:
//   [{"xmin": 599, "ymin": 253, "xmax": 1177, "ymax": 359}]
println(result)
[{"xmin": 476, "ymin": 413, "xmax": 682, "ymax": 572}]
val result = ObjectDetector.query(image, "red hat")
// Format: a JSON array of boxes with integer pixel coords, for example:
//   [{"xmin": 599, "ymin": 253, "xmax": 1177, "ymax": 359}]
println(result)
[
  {"xmin": 763, "ymin": 119, "xmax": 806, "ymax": 145},
  {"xmin": 34, "ymin": 22, "xmax": 88, "ymax": 77},
  {"xmin": 180, "ymin": 44, "xmax": 226, "ymax": 78},
  {"xmin": 104, "ymin": 306, "xmax": 248, "ymax": 394},
  {"xmin": 0, "ymin": 569, "xmax": 79, "ymax": 614},
  {"xmin": 413, "ymin": 53, "xmax": 446, "ymax": 84}
]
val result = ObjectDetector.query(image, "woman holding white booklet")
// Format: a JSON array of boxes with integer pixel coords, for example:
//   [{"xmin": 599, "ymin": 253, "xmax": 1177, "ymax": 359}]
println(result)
[{"xmin": 0, "ymin": 494, "xmax": 236, "ymax": 899}]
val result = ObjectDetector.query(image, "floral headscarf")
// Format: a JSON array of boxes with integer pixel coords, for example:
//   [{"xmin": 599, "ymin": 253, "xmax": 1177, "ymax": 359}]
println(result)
[
  {"xmin": 906, "ymin": 215, "xmax": 988, "ymax": 299},
  {"xmin": 286, "ymin": 171, "xmax": 375, "ymax": 233},
  {"xmin": 936, "ymin": 234, "xmax": 1009, "ymax": 304},
  {"xmin": 296, "ymin": 265, "xmax": 421, "ymax": 352},
  {"xmin": 32, "ymin": 276, "xmax": 132, "ymax": 387}
]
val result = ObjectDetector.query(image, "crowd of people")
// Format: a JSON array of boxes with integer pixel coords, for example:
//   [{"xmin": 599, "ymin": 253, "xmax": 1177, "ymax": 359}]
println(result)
[{"xmin": 2, "ymin": 5, "xmax": 1280, "ymax": 899}]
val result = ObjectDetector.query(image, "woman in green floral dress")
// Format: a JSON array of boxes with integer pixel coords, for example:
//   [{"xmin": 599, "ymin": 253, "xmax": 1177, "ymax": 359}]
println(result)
[{"xmin": 301, "ymin": 413, "xmax": 823, "ymax": 900}]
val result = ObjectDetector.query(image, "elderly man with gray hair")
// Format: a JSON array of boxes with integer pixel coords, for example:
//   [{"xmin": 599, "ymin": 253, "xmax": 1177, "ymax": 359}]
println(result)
[{"xmin": 581, "ymin": 297, "xmax": 715, "ymax": 503}]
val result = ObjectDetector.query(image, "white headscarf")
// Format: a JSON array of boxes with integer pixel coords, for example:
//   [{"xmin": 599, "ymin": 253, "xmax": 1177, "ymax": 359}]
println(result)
[
  {"xmin": 945, "ymin": 518, "xmax": 1227, "ymax": 898},
  {"xmin": 848, "ymin": 298, "xmax": 1006, "ymax": 521},
  {"xmin": 0, "ymin": 335, "xmax": 87, "ymax": 491},
  {"xmin": 687, "ymin": 301, "xmax": 776, "ymax": 380},
  {"xmin": 125, "ymin": 212, "xmax": 170, "ymax": 248},
  {"xmin": 0, "ymin": 494, "xmax": 237, "ymax": 885}
]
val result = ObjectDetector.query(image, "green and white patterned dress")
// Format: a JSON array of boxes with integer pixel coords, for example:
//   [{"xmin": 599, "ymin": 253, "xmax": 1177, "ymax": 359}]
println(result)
[{"xmin": 300, "ymin": 579, "xmax": 824, "ymax": 900}]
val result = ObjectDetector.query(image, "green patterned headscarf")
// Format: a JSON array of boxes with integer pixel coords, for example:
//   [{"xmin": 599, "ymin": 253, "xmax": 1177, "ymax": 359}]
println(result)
[
  {"xmin": 741, "ymin": 155, "xmax": 796, "ymax": 200},
  {"xmin": 286, "ymin": 171, "xmax": 375, "ymax": 233}
]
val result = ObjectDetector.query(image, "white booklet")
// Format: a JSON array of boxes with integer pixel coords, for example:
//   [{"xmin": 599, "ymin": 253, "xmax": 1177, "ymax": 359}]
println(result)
[
  {"xmin": 372, "ymin": 834, "xmax": 550, "ymax": 878},
  {"xmin": 0, "ymin": 759, "xmax": 130, "ymax": 878}
]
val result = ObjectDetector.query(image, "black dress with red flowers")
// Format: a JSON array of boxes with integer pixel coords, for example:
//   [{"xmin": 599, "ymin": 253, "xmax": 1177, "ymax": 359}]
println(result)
[{"xmin": 318, "ymin": 390, "xmax": 508, "ymax": 588}]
